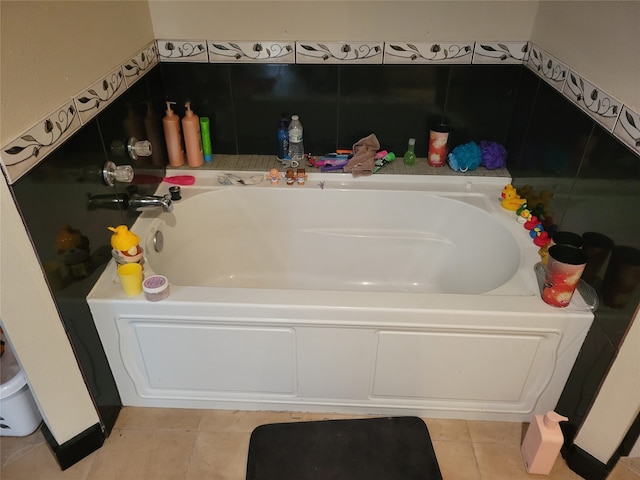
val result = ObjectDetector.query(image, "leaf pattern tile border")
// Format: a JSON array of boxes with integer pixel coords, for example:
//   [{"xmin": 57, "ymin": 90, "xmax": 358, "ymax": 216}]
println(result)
[
  {"xmin": 1, "ymin": 41, "xmax": 158, "ymax": 184},
  {"xmin": 1, "ymin": 39, "xmax": 638, "ymax": 184}
]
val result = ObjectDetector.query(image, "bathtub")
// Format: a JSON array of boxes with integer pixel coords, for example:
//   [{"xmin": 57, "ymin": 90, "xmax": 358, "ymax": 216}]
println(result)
[{"xmin": 88, "ymin": 171, "xmax": 594, "ymax": 421}]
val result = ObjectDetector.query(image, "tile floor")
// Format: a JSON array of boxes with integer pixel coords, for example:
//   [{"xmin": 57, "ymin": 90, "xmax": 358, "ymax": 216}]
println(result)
[{"xmin": 1, "ymin": 408, "xmax": 639, "ymax": 480}]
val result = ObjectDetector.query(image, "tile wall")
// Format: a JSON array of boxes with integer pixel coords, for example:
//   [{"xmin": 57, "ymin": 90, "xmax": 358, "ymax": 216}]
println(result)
[{"xmin": 4, "ymin": 38, "xmax": 640, "ymax": 458}]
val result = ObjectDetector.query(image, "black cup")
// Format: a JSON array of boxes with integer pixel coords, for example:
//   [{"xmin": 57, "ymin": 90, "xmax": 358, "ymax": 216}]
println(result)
[
  {"xmin": 551, "ymin": 231, "xmax": 584, "ymax": 249},
  {"xmin": 581, "ymin": 232, "xmax": 614, "ymax": 285}
]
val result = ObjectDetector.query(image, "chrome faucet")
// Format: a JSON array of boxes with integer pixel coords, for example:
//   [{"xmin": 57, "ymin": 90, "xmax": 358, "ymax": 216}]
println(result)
[{"xmin": 88, "ymin": 193, "xmax": 173, "ymax": 213}]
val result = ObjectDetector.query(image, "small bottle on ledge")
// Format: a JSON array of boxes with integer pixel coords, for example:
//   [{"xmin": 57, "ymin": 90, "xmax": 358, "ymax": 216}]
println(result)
[{"xmin": 403, "ymin": 138, "xmax": 416, "ymax": 166}]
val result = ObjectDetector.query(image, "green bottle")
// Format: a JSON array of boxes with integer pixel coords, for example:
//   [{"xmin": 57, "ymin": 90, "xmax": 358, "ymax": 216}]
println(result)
[{"xmin": 403, "ymin": 138, "xmax": 416, "ymax": 166}]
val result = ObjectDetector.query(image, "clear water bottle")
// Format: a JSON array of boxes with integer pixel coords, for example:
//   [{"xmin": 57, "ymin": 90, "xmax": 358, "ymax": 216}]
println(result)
[{"xmin": 288, "ymin": 115, "xmax": 305, "ymax": 166}]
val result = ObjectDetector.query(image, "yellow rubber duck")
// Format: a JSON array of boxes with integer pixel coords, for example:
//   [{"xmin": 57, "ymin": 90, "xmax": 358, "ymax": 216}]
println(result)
[
  {"xmin": 108, "ymin": 226, "xmax": 140, "ymax": 255},
  {"xmin": 501, "ymin": 184, "xmax": 527, "ymax": 211}
]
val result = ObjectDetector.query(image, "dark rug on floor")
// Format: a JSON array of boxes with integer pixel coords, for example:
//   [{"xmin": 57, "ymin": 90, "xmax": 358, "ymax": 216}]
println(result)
[{"xmin": 246, "ymin": 416, "xmax": 442, "ymax": 480}]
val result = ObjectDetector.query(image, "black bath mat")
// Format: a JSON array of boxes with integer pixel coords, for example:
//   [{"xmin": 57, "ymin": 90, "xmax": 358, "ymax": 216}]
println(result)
[{"xmin": 246, "ymin": 416, "xmax": 442, "ymax": 480}]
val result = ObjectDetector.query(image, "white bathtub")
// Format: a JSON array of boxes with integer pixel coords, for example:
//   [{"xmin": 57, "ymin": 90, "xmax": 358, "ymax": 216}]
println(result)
[{"xmin": 88, "ymin": 171, "xmax": 594, "ymax": 421}]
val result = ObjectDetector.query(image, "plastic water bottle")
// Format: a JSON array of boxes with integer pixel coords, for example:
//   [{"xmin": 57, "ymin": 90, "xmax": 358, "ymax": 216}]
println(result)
[
  {"xmin": 288, "ymin": 115, "xmax": 305, "ymax": 166},
  {"xmin": 277, "ymin": 117, "xmax": 289, "ymax": 160}
]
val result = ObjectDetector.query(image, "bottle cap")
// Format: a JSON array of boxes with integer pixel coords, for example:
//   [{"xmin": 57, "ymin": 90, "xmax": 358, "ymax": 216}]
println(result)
[
  {"xmin": 543, "ymin": 411, "xmax": 569, "ymax": 428},
  {"xmin": 408, "ymin": 138, "xmax": 416, "ymax": 145},
  {"xmin": 185, "ymin": 101, "xmax": 194, "ymax": 116},
  {"xmin": 165, "ymin": 101, "xmax": 176, "ymax": 116},
  {"xmin": 291, "ymin": 115, "xmax": 299, "ymax": 121}
]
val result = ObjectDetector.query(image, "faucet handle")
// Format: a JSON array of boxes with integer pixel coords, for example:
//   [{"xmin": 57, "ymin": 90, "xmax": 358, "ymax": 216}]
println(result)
[{"xmin": 102, "ymin": 161, "xmax": 133, "ymax": 186}]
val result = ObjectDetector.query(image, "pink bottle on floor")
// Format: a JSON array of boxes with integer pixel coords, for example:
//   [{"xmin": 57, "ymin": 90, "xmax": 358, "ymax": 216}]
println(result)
[{"xmin": 521, "ymin": 411, "xmax": 568, "ymax": 475}]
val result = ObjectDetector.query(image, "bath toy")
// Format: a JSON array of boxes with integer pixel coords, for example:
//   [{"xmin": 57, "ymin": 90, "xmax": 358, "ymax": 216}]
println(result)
[
  {"xmin": 108, "ymin": 225, "xmax": 140, "ymax": 255},
  {"xmin": 533, "ymin": 231, "xmax": 550, "ymax": 247},
  {"xmin": 285, "ymin": 168, "xmax": 295, "ymax": 185},
  {"xmin": 538, "ymin": 244, "xmax": 550, "ymax": 265},
  {"xmin": 268, "ymin": 168, "xmax": 280, "ymax": 185},
  {"xmin": 516, "ymin": 203, "xmax": 531, "ymax": 224},
  {"xmin": 296, "ymin": 168, "xmax": 307, "ymax": 185},
  {"xmin": 530, "ymin": 224, "xmax": 544, "ymax": 239},
  {"xmin": 501, "ymin": 184, "xmax": 526, "ymax": 211},
  {"xmin": 524, "ymin": 215, "xmax": 539, "ymax": 230}
]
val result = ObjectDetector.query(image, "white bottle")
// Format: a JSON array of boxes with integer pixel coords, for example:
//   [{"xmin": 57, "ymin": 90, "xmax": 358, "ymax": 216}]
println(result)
[
  {"xmin": 288, "ymin": 115, "xmax": 305, "ymax": 166},
  {"xmin": 521, "ymin": 411, "xmax": 568, "ymax": 475}
]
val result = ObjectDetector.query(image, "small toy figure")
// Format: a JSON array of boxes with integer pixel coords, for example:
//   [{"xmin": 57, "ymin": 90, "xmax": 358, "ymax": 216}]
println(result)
[
  {"xmin": 538, "ymin": 243, "xmax": 550, "ymax": 266},
  {"xmin": 296, "ymin": 168, "xmax": 307, "ymax": 185},
  {"xmin": 516, "ymin": 202, "xmax": 531, "ymax": 224},
  {"xmin": 108, "ymin": 225, "xmax": 143, "ymax": 266},
  {"xmin": 268, "ymin": 168, "xmax": 280, "ymax": 185},
  {"xmin": 285, "ymin": 168, "xmax": 295, "ymax": 185},
  {"xmin": 524, "ymin": 215, "xmax": 539, "ymax": 230},
  {"xmin": 501, "ymin": 184, "xmax": 526, "ymax": 211},
  {"xmin": 533, "ymin": 231, "xmax": 550, "ymax": 247}
]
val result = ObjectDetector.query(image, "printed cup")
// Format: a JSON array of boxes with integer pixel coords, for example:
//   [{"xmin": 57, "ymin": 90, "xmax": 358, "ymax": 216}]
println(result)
[
  {"xmin": 581, "ymin": 232, "xmax": 614, "ymax": 285},
  {"xmin": 602, "ymin": 246, "xmax": 640, "ymax": 309},
  {"xmin": 550, "ymin": 231, "xmax": 584, "ymax": 249},
  {"xmin": 427, "ymin": 124, "xmax": 450, "ymax": 167},
  {"xmin": 542, "ymin": 245, "xmax": 588, "ymax": 308},
  {"xmin": 117, "ymin": 263, "xmax": 143, "ymax": 296}
]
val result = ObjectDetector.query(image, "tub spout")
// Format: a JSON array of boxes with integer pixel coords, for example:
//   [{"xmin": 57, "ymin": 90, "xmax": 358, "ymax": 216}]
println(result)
[{"xmin": 88, "ymin": 193, "xmax": 173, "ymax": 213}]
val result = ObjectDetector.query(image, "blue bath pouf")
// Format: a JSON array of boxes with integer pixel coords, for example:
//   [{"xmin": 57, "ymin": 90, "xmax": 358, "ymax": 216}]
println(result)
[{"xmin": 448, "ymin": 142, "xmax": 482, "ymax": 172}]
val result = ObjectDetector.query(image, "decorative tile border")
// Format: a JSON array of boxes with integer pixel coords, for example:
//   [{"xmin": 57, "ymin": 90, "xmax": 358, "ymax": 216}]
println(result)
[
  {"xmin": 3, "ymin": 37, "xmax": 638, "ymax": 184},
  {"xmin": 157, "ymin": 40, "xmax": 208, "ymax": 63},
  {"xmin": 384, "ymin": 42, "xmax": 473, "ymax": 64},
  {"xmin": 471, "ymin": 41, "xmax": 529, "ymax": 64},
  {"xmin": 295, "ymin": 42, "xmax": 383, "ymax": 64},
  {"xmin": 123, "ymin": 43, "xmax": 159, "ymax": 88},
  {"xmin": 0, "ymin": 41, "xmax": 157, "ymax": 184},
  {"xmin": 613, "ymin": 106, "xmax": 640, "ymax": 156},
  {"xmin": 526, "ymin": 44, "xmax": 568, "ymax": 92},
  {"xmin": 74, "ymin": 66, "xmax": 126, "ymax": 125},
  {"xmin": 208, "ymin": 41, "xmax": 294, "ymax": 63},
  {"xmin": 1, "ymin": 101, "xmax": 81, "ymax": 183},
  {"xmin": 563, "ymin": 69, "xmax": 622, "ymax": 132}
]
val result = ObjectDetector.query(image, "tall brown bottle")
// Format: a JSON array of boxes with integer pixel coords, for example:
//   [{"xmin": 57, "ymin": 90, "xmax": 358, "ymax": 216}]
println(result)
[
  {"xmin": 182, "ymin": 101, "xmax": 204, "ymax": 168},
  {"xmin": 162, "ymin": 101, "xmax": 185, "ymax": 167}
]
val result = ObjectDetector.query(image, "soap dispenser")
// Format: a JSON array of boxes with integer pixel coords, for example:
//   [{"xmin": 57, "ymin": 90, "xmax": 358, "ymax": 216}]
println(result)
[
  {"xmin": 182, "ymin": 101, "xmax": 204, "ymax": 168},
  {"xmin": 162, "ymin": 101, "xmax": 185, "ymax": 167},
  {"xmin": 521, "ymin": 411, "xmax": 568, "ymax": 475}
]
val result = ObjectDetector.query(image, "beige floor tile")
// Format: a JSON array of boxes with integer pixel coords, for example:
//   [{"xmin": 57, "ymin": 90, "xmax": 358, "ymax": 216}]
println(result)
[
  {"xmin": 467, "ymin": 420, "xmax": 524, "ymax": 444},
  {"xmin": 609, "ymin": 461, "xmax": 640, "ymax": 480},
  {"xmin": 432, "ymin": 440, "xmax": 481, "ymax": 480},
  {"xmin": 114, "ymin": 406, "xmax": 203, "ymax": 431},
  {"xmin": 0, "ymin": 429, "xmax": 47, "ymax": 468},
  {"xmin": 186, "ymin": 431, "xmax": 250, "ymax": 480},
  {"xmin": 619, "ymin": 457, "xmax": 640, "ymax": 476},
  {"xmin": 198, "ymin": 409, "xmax": 293, "ymax": 433},
  {"xmin": 423, "ymin": 417, "xmax": 472, "ymax": 443},
  {"xmin": 474, "ymin": 442, "xmax": 583, "ymax": 479},
  {"xmin": 0, "ymin": 442, "xmax": 95, "ymax": 480},
  {"xmin": 86, "ymin": 429, "xmax": 196, "ymax": 480}
]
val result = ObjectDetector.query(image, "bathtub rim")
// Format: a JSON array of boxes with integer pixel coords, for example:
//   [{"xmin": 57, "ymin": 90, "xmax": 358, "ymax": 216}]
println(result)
[{"xmin": 90, "ymin": 170, "xmax": 593, "ymax": 314}]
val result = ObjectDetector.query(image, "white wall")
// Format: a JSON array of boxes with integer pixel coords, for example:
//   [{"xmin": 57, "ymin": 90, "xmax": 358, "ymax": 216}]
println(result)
[
  {"xmin": 574, "ymin": 308, "xmax": 640, "ymax": 463},
  {"xmin": 0, "ymin": 1, "xmax": 155, "ymax": 146},
  {"xmin": 531, "ymin": 1, "xmax": 640, "ymax": 112},
  {"xmin": 148, "ymin": 1, "xmax": 539, "ymax": 42},
  {"xmin": 0, "ymin": 0, "xmax": 154, "ymax": 445}
]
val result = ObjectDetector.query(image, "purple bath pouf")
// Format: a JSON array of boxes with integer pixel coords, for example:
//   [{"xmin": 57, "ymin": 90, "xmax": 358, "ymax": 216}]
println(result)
[
  {"xmin": 480, "ymin": 141, "xmax": 507, "ymax": 169},
  {"xmin": 447, "ymin": 141, "xmax": 482, "ymax": 172}
]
